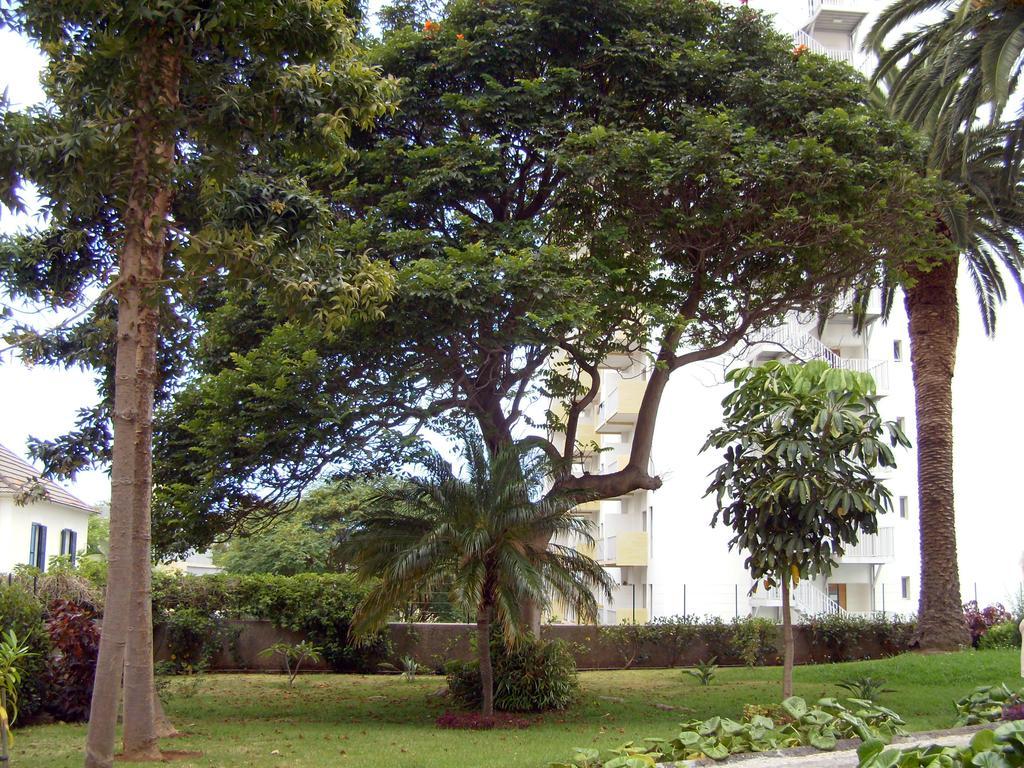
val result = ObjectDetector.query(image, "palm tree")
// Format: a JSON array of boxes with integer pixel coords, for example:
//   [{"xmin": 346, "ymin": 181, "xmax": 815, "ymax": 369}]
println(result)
[
  {"xmin": 339, "ymin": 435, "xmax": 613, "ymax": 716},
  {"xmin": 864, "ymin": 2, "xmax": 1024, "ymax": 650},
  {"xmin": 867, "ymin": 0, "xmax": 1024, "ymax": 168},
  {"xmin": 854, "ymin": 122, "xmax": 1024, "ymax": 650}
]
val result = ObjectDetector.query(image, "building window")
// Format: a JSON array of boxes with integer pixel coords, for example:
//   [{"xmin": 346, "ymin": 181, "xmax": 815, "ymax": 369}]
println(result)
[
  {"xmin": 901, "ymin": 576, "xmax": 911, "ymax": 600},
  {"xmin": 899, "ymin": 496, "xmax": 909, "ymax": 519},
  {"xmin": 893, "ymin": 340, "xmax": 903, "ymax": 361},
  {"xmin": 28, "ymin": 523, "xmax": 47, "ymax": 571},
  {"xmin": 60, "ymin": 528, "xmax": 78, "ymax": 566}
]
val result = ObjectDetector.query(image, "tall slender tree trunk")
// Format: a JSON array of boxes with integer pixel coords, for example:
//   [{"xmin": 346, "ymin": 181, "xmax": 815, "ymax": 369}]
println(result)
[
  {"xmin": 781, "ymin": 579, "xmax": 794, "ymax": 698},
  {"xmin": 122, "ymin": 43, "xmax": 180, "ymax": 762},
  {"xmin": 905, "ymin": 258, "xmax": 971, "ymax": 651},
  {"xmin": 84, "ymin": 39, "xmax": 179, "ymax": 768},
  {"xmin": 477, "ymin": 605, "xmax": 494, "ymax": 717}
]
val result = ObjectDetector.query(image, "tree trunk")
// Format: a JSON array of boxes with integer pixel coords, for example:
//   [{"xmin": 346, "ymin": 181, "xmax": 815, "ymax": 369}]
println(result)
[
  {"xmin": 905, "ymin": 258, "xmax": 971, "ymax": 651},
  {"xmin": 153, "ymin": 691, "xmax": 179, "ymax": 739},
  {"xmin": 83, "ymin": 185, "xmax": 143, "ymax": 768},
  {"xmin": 477, "ymin": 605, "xmax": 494, "ymax": 717},
  {"xmin": 84, "ymin": 40, "xmax": 179, "ymax": 768},
  {"xmin": 781, "ymin": 579, "xmax": 794, "ymax": 699}
]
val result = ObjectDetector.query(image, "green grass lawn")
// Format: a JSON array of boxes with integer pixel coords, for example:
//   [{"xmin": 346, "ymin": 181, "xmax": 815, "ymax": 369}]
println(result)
[{"xmin": 16, "ymin": 649, "xmax": 1021, "ymax": 768}]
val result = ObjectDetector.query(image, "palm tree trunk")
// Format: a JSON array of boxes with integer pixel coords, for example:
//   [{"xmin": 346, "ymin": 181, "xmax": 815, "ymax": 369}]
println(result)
[
  {"xmin": 781, "ymin": 579, "xmax": 794, "ymax": 698},
  {"xmin": 476, "ymin": 605, "xmax": 494, "ymax": 717},
  {"xmin": 905, "ymin": 258, "xmax": 971, "ymax": 651}
]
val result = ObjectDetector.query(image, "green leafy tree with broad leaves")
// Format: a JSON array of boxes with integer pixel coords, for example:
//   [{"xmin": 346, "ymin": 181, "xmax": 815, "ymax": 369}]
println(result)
[
  {"xmin": 214, "ymin": 481, "xmax": 374, "ymax": 576},
  {"xmin": 339, "ymin": 434, "xmax": 613, "ymax": 716},
  {"xmin": 0, "ymin": 2, "xmax": 396, "ymax": 765},
  {"xmin": 703, "ymin": 361, "xmax": 909, "ymax": 698},
  {"xmin": 150, "ymin": 0, "xmax": 949, "ymax": 568}
]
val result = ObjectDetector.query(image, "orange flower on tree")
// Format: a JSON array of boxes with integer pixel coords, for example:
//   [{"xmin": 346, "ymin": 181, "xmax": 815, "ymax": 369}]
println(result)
[{"xmin": 423, "ymin": 20, "xmax": 439, "ymax": 34}]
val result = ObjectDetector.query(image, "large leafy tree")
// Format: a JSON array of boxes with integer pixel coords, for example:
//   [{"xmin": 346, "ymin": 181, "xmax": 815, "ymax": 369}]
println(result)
[
  {"xmin": 340, "ymin": 435, "xmax": 613, "ymax": 716},
  {"xmin": 0, "ymin": 2, "xmax": 395, "ymax": 765},
  {"xmin": 151, "ymin": 0, "xmax": 948, "ymax": 558},
  {"xmin": 703, "ymin": 362, "xmax": 908, "ymax": 697},
  {"xmin": 864, "ymin": 3, "xmax": 1024, "ymax": 650}
]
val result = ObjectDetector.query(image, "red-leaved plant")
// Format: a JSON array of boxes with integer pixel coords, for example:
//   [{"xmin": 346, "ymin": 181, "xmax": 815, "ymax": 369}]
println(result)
[
  {"xmin": 44, "ymin": 599, "xmax": 100, "ymax": 722},
  {"xmin": 962, "ymin": 601, "xmax": 1013, "ymax": 647}
]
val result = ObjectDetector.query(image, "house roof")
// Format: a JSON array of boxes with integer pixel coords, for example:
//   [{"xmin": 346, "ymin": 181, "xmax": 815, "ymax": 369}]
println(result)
[{"xmin": 0, "ymin": 443, "xmax": 95, "ymax": 513}]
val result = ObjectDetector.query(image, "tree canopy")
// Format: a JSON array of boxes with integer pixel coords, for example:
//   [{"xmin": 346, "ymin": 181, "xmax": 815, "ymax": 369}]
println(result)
[{"xmin": 7, "ymin": 0, "xmax": 951, "ymax": 558}]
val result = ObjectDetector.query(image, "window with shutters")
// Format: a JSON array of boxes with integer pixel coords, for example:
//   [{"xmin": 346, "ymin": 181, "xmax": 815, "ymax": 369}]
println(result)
[{"xmin": 29, "ymin": 523, "xmax": 47, "ymax": 571}]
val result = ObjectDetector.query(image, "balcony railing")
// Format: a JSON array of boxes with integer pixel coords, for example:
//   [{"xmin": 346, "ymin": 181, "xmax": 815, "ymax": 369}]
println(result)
[
  {"xmin": 598, "ymin": 532, "xmax": 649, "ymax": 567},
  {"xmin": 842, "ymin": 528, "xmax": 895, "ymax": 561},
  {"xmin": 793, "ymin": 30, "xmax": 855, "ymax": 65},
  {"xmin": 596, "ymin": 376, "xmax": 646, "ymax": 432}
]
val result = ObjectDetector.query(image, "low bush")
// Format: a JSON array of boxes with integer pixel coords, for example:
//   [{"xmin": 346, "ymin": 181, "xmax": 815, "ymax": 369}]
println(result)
[
  {"xmin": 805, "ymin": 614, "xmax": 915, "ymax": 662},
  {"xmin": 447, "ymin": 635, "xmax": 579, "ymax": 712},
  {"xmin": 600, "ymin": 615, "xmax": 778, "ymax": 668},
  {"xmin": 157, "ymin": 606, "xmax": 238, "ymax": 674},
  {"xmin": 0, "ymin": 584, "xmax": 49, "ymax": 723},
  {"xmin": 43, "ymin": 599, "xmax": 99, "ymax": 722},
  {"xmin": 963, "ymin": 601, "xmax": 1013, "ymax": 648},
  {"xmin": 978, "ymin": 621, "xmax": 1021, "ymax": 650}
]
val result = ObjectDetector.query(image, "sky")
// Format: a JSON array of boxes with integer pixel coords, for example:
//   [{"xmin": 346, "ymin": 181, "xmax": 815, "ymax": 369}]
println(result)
[{"xmin": 1, "ymin": 1, "xmax": 1022, "ymax": 600}]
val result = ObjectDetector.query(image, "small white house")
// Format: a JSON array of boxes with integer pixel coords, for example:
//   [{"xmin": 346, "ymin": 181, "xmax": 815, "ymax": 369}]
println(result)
[{"xmin": 0, "ymin": 443, "xmax": 93, "ymax": 573}]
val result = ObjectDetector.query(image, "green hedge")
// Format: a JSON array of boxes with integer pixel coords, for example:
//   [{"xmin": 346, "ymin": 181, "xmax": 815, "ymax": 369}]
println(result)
[
  {"xmin": 152, "ymin": 572, "xmax": 389, "ymax": 672},
  {"xmin": 804, "ymin": 613, "xmax": 916, "ymax": 661}
]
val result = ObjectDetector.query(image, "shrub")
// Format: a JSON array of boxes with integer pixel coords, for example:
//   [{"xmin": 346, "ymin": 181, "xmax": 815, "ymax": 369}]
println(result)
[
  {"xmin": 598, "ymin": 622, "xmax": 656, "ymax": 668},
  {"xmin": 157, "ymin": 606, "xmax": 237, "ymax": 674},
  {"xmin": 805, "ymin": 614, "xmax": 914, "ymax": 662},
  {"xmin": 648, "ymin": 615, "xmax": 699, "ymax": 667},
  {"xmin": 447, "ymin": 635, "xmax": 579, "ymax": 712},
  {"xmin": 729, "ymin": 617, "xmax": 777, "ymax": 666},
  {"xmin": 963, "ymin": 601, "xmax": 1013, "ymax": 647},
  {"xmin": 151, "ymin": 572, "xmax": 387, "ymax": 673},
  {"xmin": 978, "ymin": 621, "xmax": 1021, "ymax": 650},
  {"xmin": 0, "ymin": 585, "xmax": 49, "ymax": 723},
  {"xmin": 43, "ymin": 599, "xmax": 99, "ymax": 722}
]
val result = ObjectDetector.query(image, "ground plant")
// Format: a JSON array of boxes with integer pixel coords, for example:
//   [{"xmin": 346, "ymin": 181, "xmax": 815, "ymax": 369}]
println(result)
[
  {"xmin": 259, "ymin": 642, "xmax": 323, "ymax": 687},
  {"xmin": 954, "ymin": 684, "xmax": 1024, "ymax": 726},
  {"xmin": 0, "ymin": 585, "xmax": 48, "ymax": 723},
  {"xmin": 858, "ymin": 723, "xmax": 1024, "ymax": 768},
  {"xmin": 551, "ymin": 696, "xmax": 908, "ymax": 767},
  {"xmin": 685, "ymin": 658, "xmax": 719, "ymax": 687},
  {"xmin": 837, "ymin": 677, "xmax": 896, "ymax": 702}
]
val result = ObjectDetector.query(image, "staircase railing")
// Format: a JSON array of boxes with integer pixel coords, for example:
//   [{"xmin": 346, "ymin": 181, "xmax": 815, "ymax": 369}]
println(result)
[{"xmin": 752, "ymin": 580, "xmax": 850, "ymax": 618}]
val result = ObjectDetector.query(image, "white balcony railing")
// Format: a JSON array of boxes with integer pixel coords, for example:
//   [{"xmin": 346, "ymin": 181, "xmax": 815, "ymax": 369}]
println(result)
[
  {"xmin": 793, "ymin": 29, "xmax": 855, "ymax": 65},
  {"xmin": 597, "ymin": 386, "xmax": 619, "ymax": 425},
  {"xmin": 843, "ymin": 528, "xmax": 895, "ymax": 561},
  {"xmin": 599, "ymin": 535, "xmax": 617, "ymax": 563}
]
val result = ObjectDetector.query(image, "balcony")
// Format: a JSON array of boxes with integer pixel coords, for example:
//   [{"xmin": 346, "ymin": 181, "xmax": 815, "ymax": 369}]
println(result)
[
  {"xmin": 596, "ymin": 377, "xmax": 646, "ymax": 433},
  {"xmin": 841, "ymin": 528, "xmax": 895, "ymax": 563},
  {"xmin": 572, "ymin": 499, "xmax": 601, "ymax": 516},
  {"xmin": 600, "ymin": 584, "xmax": 649, "ymax": 624},
  {"xmin": 598, "ymin": 532, "xmax": 649, "ymax": 567},
  {"xmin": 803, "ymin": 1, "xmax": 869, "ymax": 34},
  {"xmin": 598, "ymin": 452, "xmax": 630, "ymax": 476}
]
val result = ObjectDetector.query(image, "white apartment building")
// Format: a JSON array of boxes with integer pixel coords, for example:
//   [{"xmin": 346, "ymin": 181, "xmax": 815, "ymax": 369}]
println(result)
[{"xmin": 552, "ymin": 1, "xmax": 925, "ymax": 626}]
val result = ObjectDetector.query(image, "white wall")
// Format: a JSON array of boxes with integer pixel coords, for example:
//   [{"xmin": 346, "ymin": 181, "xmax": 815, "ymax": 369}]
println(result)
[{"xmin": 0, "ymin": 495, "xmax": 91, "ymax": 572}]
